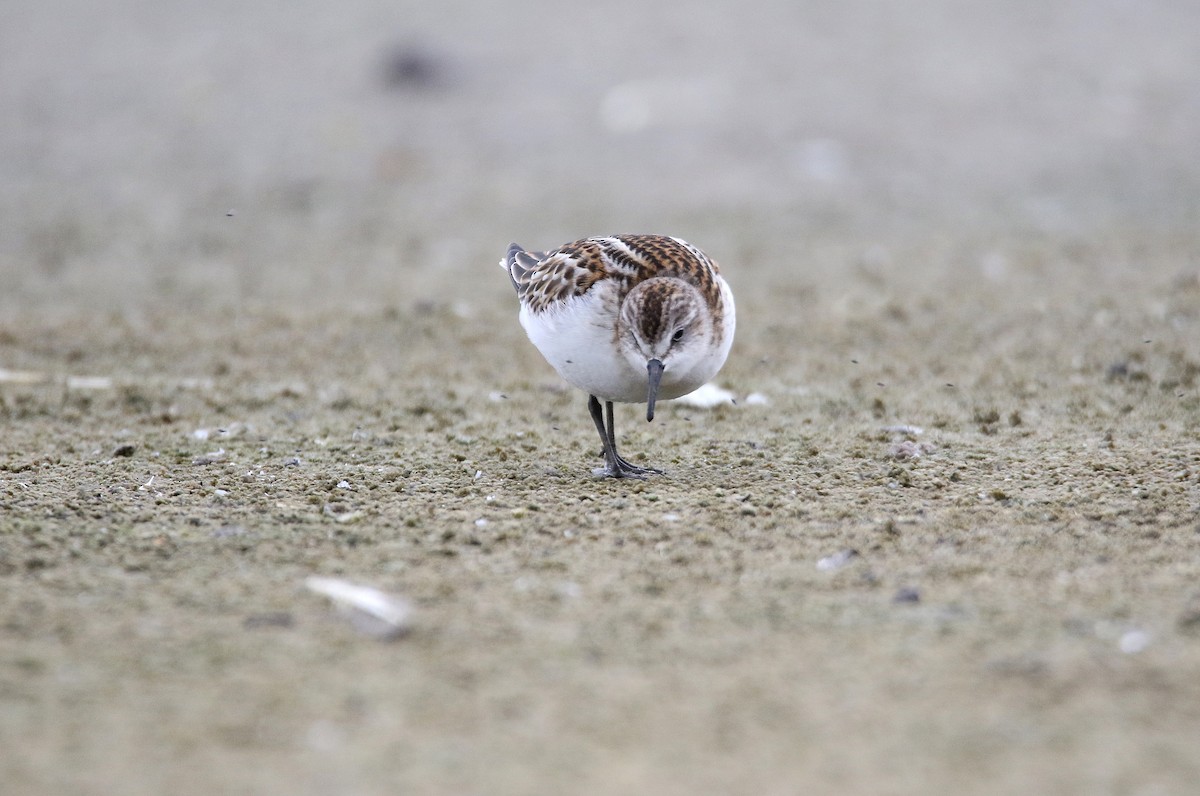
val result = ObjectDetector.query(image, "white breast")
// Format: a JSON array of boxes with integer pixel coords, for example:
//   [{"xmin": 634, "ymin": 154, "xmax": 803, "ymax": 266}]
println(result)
[
  {"xmin": 519, "ymin": 285, "xmax": 649, "ymax": 403},
  {"xmin": 519, "ymin": 273, "xmax": 736, "ymax": 405}
]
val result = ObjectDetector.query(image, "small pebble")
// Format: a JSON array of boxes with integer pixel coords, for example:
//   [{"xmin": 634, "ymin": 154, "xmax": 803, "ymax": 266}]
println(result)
[
  {"xmin": 817, "ymin": 549, "xmax": 859, "ymax": 572},
  {"xmin": 889, "ymin": 440, "xmax": 936, "ymax": 460},
  {"xmin": 380, "ymin": 44, "xmax": 446, "ymax": 90},
  {"xmin": 1118, "ymin": 630, "xmax": 1150, "ymax": 654},
  {"xmin": 243, "ymin": 612, "xmax": 293, "ymax": 629},
  {"xmin": 192, "ymin": 448, "xmax": 226, "ymax": 465},
  {"xmin": 881, "ymin": 424, "xmax": 924, "ymax": 436}
]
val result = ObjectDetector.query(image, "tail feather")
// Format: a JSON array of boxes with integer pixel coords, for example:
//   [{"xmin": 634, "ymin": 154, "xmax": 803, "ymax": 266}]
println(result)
[
  {"xmin": 501, "ymin": 242, "xmax": 546, "ymax": 295},
  {"xmin": 500, "ymin": 242, "xmax": 523, "ymax": 292}
]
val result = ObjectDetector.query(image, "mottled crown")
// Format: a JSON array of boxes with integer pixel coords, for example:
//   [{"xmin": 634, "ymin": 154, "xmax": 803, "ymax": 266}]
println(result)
[{"xmin": 626, "ymin": 277, "xmax": 701, "ymax": 344}]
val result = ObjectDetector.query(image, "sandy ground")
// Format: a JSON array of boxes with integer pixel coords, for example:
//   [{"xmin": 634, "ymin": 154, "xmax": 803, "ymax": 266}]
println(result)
[{"xmin": 3, "ymin": 1, "xmax": 1200, "ymax": 794}]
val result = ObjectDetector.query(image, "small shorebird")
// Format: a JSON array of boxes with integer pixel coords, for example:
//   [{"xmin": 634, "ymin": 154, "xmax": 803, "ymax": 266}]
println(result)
[{"xmin": 500, "ymin": 234, "xmax": 736, "ymax": 478}]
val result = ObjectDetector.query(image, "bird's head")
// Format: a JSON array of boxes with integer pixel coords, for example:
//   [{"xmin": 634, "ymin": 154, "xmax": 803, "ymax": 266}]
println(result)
[{"xmin": 619, "ymin": 277, "xmax": 713, "ymax": 421}]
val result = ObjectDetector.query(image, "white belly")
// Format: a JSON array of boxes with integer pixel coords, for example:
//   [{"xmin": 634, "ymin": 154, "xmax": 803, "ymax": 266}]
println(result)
[
  {"xmin": 518, "ymin": 283, "xmax": 732, "ymax": 404},
  {"xmin": 520, "ymin": 291, "xmax": 648, "ymax": 403}
]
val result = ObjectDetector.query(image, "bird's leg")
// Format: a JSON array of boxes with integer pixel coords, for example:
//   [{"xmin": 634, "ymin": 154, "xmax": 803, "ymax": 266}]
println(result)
[
  {"xmin": 587, "ymin": 395, "xmax": 621, "ymax": 476},
  {"xmin": 588, "ymin": 396, "xmax": 661, "ymax": 478},
  {"xmin": 607, "ymin": 400, "xmax": 663, "ymax": 475}
]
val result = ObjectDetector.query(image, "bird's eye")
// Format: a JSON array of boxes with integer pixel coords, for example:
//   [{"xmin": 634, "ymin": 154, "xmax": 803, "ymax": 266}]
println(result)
[{"xmin": 672, "ymin": 328, "xmax": 685, "ymax": 343}]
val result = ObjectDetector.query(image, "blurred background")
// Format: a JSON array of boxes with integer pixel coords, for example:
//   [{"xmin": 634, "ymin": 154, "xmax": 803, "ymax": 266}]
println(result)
[{"xmin": 2, "ymin": 0, "xmax": 1198, "ymax": 315}]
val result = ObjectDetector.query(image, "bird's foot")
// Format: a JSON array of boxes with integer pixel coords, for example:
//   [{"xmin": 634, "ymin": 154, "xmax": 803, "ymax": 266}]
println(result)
[{"xmin": 594, "ymin": 455, "xmax": 663, "ymax": 479}]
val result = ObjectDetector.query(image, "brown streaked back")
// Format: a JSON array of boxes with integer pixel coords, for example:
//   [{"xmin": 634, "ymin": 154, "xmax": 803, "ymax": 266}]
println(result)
[{"xmin": 503, "ymin": 235, "xmax": 724, "ymax": 317}]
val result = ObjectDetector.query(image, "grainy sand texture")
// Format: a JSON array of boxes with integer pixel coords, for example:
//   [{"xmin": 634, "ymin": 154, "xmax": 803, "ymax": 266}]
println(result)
[{"xmin": 2, "ymin": 1, "xmax": 1199, "ymax": 794}]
